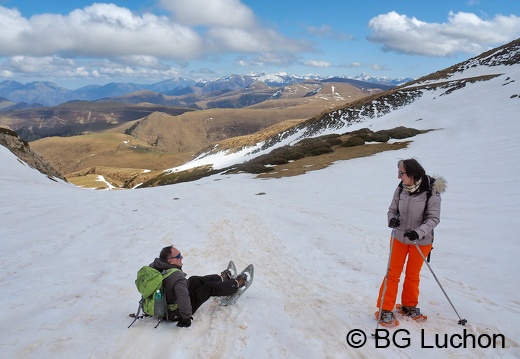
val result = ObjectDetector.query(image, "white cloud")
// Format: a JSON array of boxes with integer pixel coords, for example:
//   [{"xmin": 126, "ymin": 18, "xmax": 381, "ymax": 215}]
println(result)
[
  {"xmin": 6, "ymin": 56, "xmax": 74, "ymax": 74},
  {"xmin": 303, "ymin": 60, "xmax": 331, "ymax": 68},
  {"xmin": 159, "ymin": 0, "xmax": 311, "ymax": 54},
  {"xmin": 159, "ymin": 0, "xmax": 257, "ymax": 28},
  {"xmin": 337, "ymin": 61, "xmax": 390, "ymax": 72},
  {"xmin": 234, "ymin": 52, "xmax": 299, "ymax": 68},
  {"xmin": 0, "ymin": 7, "xmax": 31, "ymax": 54},
  {"xmin": 0, "ymin": 55, "xmax": 184, "ymax": 84},
  {"xmin": 343, "ymin": 62, "xmax": 362, "ymax": 68},
  {"xmin": 208, "ymin": 27, "xmax": 309, "ymax": 54},
  {"xmin": 368, "ymin": 11, "xmax": 520, "ymax": 56},
  {"xmin": 0, "ymin": 2, "xmax": 310, "ymax": 77},
  {"xmin": 0, "ymin": 4, "xmax": 203, "ymax": 59}
]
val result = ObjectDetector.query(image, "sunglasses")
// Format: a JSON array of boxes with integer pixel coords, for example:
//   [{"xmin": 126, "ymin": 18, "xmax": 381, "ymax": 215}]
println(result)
[{"xmin": 169, "ymin": 252, "xmax": 182, "ymax": 260}]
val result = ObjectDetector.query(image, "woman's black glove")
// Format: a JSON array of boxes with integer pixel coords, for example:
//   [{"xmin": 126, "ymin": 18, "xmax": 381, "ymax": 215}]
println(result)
[
  {"xmin": 404, "ymin": 230, "xmax": 419, "ymax": 241},
  {"xmin": 388, "ymin": 218, "xmax": 400, "ymax": 228},
  {"xmin": 176, "ymin": 317, "xmax": 192, "ymax": 328}
]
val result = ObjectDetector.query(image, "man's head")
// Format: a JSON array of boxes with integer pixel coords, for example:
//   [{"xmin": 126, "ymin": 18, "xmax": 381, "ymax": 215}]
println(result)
[{"xmin": 160, "ymin": 245, "xmax": 183, "ymax": 267}]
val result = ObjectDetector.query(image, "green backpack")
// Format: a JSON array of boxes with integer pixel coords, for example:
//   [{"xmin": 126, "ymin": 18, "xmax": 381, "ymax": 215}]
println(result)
[{"xmin": 128, "ymin": 266, "xmax": 179, "ymax": 328}]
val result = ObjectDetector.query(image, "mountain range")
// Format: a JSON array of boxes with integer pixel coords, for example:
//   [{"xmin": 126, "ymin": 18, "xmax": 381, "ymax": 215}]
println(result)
[{"xmin": 0, "ymin": 72, "xmax": 408, "ymax": 108}]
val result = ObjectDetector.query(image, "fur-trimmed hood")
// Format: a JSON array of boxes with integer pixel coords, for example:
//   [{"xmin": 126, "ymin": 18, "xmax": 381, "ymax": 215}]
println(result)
[{"xmin": 430, "ymin": 175, "xmax": 447, "ymax": 195}]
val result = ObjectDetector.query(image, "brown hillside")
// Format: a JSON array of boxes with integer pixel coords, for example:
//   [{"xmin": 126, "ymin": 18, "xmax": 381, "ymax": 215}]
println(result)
[
  {"xmin": 128, "ymin": 82, "xmax": 377, "ymax": 153},
  {"xmin": 128, "ymin": 108, "xmax": 307, "ymax": 153},
  {"xmin": 30, "ymin": 133, "xmax": 192, "ymax": 175},
  {"xmin": 0, "ymin": 101, "xmax": 193, "ymax": 141}
]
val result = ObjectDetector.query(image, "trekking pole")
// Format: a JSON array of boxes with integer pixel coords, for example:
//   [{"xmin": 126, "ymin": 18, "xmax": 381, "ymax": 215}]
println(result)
[
  {"xmin": 413, "ymin": 241, "xmax": 467, "ymax": 325},
  {"xmin": 372, "ymin": 228, "xmax": 396, "ymax": 338}
]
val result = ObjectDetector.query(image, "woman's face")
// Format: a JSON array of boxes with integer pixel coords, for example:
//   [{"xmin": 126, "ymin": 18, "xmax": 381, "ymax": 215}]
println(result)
[{"xmin": 398, "ymin": 166, "xmax": 414, "ymax": 186}]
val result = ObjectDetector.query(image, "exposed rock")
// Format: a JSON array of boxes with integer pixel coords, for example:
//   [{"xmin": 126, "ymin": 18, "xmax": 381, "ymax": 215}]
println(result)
[{"xmin": 0, "ymin": 127, "xmax": 66, "ymax": 181}]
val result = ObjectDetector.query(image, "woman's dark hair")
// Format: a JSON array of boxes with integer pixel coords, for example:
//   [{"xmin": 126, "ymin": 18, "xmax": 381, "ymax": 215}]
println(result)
[
  {"xmin": 159, "ymin": 245, "xmax": 174, "ymax": 260},
  {"xmin": 398, "ymin": 159, "xmax": 425, "ymax": 182}
]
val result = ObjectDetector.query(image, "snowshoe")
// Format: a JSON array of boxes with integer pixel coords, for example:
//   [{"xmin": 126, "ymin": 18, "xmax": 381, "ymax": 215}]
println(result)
[
  {"xmin": 375, "ymin": 310, "xmax": 399, "ymax": 326},
  {"xmin": 220, "ymin": 264, "xmax": 254, "ymax": 306},
  {"xmin": 221, "ymin": 260, "xmax": 237, "ymax": 281},
  {"xmin": 396, "ymin": 304, "xmax": 427, "ymax": 321}
]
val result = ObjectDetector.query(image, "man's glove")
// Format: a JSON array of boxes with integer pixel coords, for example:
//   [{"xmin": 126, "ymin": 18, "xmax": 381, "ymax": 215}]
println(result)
[
  {"xmin": 404, "ymin": 230, "xmax": 419, "ymax": 241},
  {"xmin": 176, "ymin": 317, "xmax": 192, "ymax": 328},
  {"xmin": 388, "ymin": 218, "xmax": 400, "ymax": 228}
]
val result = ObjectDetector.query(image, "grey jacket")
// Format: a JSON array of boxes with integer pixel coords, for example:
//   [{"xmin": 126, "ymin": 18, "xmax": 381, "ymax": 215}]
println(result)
[
  {"xmin": 388, "ymin": 175, "xmax": 447, "ymax": 246},
  {"xmin": 149, "ymin": 258, "xmax": 192, "ymax": 320}
]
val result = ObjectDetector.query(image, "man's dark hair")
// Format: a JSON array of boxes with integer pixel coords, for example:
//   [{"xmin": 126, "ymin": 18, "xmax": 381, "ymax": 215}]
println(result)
[
  {"xmin": 160, "ymin": 245, "xmax": 173, "ymax": 261},
  {"xmin": 399, "ymin": 158, "xmax": 425, "ymax": 182}
]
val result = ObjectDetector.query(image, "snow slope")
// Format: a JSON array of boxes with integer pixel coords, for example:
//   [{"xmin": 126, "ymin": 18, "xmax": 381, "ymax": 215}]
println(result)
[{"xmin": 1, "ymin": 64, "xmax": 520, "ymax": 358}]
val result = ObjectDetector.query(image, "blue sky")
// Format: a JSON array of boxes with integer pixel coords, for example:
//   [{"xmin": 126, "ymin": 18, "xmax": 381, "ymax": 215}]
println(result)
[{"xmin": 0, "ymin": 0, "xmax": 519, "ymax": 89}]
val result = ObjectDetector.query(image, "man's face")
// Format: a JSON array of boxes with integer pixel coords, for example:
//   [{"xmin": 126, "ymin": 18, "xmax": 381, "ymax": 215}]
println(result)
[{"xmin": 168, "ymin": 247, "xmax": 183, "ymax": 266}]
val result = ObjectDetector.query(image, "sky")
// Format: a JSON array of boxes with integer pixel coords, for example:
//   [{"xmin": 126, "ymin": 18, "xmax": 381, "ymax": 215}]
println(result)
[
  {"xmin": 0, "ymin": 0, "xmax": 519, "ymax": 89},
  {"xmin": 1, "ymin": 54, "xmax": 519, "ymax": 358}
]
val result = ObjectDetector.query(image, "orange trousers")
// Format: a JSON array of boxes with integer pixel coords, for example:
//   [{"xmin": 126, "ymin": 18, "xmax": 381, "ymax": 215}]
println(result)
[{"xmin": 377, "ymin": 237, "xmax": 432, "ymax": 311}]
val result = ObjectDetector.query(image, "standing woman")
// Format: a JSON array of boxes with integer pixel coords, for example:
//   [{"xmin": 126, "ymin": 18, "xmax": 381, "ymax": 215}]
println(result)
[{"xmin": 376, "ymin": 158, "xmax": 446, "ymax": 324}]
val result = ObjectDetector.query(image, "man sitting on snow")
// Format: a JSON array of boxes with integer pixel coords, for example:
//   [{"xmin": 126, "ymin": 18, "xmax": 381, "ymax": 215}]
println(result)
[{"xmin": 149, "ymin": 245, "xmax": 247, "ymax": 327}]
